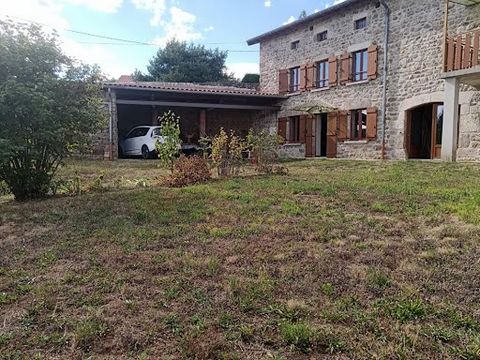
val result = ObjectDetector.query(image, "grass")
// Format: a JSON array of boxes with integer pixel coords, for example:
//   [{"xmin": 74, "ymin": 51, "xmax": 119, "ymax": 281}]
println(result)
[{"xmin": 1, "ymin": 159, "xmax": 480, "ymax": 359}]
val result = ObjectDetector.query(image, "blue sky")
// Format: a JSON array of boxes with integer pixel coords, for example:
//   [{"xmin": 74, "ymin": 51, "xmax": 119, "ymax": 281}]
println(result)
[{"xmin": 0, "ymin": 0, "xmax": 342, "ymax": 79}]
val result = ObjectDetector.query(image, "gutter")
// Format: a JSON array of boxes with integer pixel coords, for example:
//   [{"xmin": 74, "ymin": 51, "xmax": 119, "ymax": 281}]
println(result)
[{"xmin": 378, "ymin": 0, "xmax": 390, "ymax": 160}]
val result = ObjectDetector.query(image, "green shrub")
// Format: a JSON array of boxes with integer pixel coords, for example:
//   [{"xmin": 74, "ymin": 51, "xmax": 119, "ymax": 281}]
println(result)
[
  {"xmin": 246, "ymin": 129, "xmax": 285, "ymax": 174},
  {"xmin": 211, "ymin": 128, "xmax": 245, "ymax": 177},
  {"xmin": 156, "ymin": 111, "xmax": 182, "ymax": 172},
  {"xmin": 0, "ymin": 180, "xmax": 10, "ymax": 196},
  {"xmin": 166, "ymin": 155, "xmax": 211, "ymax": 187}
]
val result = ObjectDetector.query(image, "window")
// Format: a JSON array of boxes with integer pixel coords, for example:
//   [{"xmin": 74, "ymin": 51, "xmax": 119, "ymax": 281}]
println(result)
[
  {"xmin": 289, "ymin": 67, "xmax": 300, "ymax": 92},
  {"xmin": 316, "ymin": 31, "xmax": 328, "ymax": 42},
  {"xmin": 291, "ymin": 40, "xmax": 300, "ymax": 50},
  {"xmin": 128, "ymin": 127, "xmax": 149, "ymax": 138},
  {"xmin": 354, "ymin": 17, "xmax": 367, "ymax": 30},
  {"xmin": 288, "ymin": 116, "xmax": 301, "ymax": 143},
  {"xmin": 352, "ymin": 49, "xmax": 368, "ymax": 82},
  {"xmin": 316, "ymin": 60, "xmax": 329, "ymax": 88},
  {"xmin": 350, "ymin": 109, "xmax": 367, "ymax": 140},
  {"xmin": 152, "ymin": 128, "xmax": 161, "ymax": 137}
]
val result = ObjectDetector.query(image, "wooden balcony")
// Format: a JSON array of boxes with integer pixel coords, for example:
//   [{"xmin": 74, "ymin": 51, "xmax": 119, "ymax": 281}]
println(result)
[{"xmin": 444, "ymin": 29, "xmax": 479, "ymax": 72}]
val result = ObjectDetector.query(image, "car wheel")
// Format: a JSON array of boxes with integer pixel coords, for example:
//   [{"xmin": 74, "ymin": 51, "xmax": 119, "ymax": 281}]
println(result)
[{"xmin": 141, "ymin": 145, "xmax": 150, "ymax": 160}]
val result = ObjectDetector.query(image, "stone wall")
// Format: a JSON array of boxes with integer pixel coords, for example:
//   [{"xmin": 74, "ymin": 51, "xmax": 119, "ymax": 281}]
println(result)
[{"xmin": 257, "ymin": 0, "xmax": 480, "ymax": 161}]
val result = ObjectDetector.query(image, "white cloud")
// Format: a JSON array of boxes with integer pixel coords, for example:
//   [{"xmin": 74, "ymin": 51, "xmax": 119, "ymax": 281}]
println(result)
[
  {"xmin": 153, "ymin": 6, "xmax": 202, "ymax": 47},
  {"xmin": 204, "ymin": 25, "xmax": 214, "ymax": 32},
  {"xmin": 227, "ymin": 62, "xmax": 259, "ymax": 80},
  {"xmin": 66, "ymin": 0, "xmax": 123, "ymax": 13},
  {"xmin": 264, "ymin": 0, "xmax": 271, "ymax": 8},
  {"xmin": 283, "ymin": 16, "xmax": 296, "ymax": 25},
  {"xmin": 131, "ymin": 0, "xmax": 166, "ymax": 26}
]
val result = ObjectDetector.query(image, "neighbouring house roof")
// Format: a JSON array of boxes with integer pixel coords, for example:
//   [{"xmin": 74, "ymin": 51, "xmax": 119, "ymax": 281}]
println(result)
[
  {"xmin": 247, "ymin": 0, "xmax": 365, "ymax": 45},
  {"xmin": 104, "ymin": 81, "xmax": 285, "ymax": 98},
  {"xmin": 117, "ymin": 75, "xmax": 134, "ymax": 83}
]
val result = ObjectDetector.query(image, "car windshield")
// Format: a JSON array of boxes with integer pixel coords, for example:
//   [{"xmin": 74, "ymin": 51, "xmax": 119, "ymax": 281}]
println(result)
[{"xmin": 128, "ymin": 127, "xmax": 150, "ymax": 138}]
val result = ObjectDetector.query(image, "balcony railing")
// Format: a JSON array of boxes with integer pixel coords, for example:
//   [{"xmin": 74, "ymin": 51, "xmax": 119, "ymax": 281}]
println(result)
[{"xmin": 444, "ymin": 29, "xmax": 480, "ymax": 72}]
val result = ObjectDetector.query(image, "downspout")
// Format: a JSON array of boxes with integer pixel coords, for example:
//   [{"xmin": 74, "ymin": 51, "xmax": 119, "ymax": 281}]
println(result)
[
  {"xmin": 107, "ymin": 87, "xmax": 113, "ymax": 161},
  {"xmin": 378, "ymin": 0, "xmax": 390, "ymax": 160}
]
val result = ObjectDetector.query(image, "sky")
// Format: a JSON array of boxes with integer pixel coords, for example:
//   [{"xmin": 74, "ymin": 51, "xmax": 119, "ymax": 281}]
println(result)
[{"xmin": 0, "ymin": 0, "xmax": 345, "ymax": 80}]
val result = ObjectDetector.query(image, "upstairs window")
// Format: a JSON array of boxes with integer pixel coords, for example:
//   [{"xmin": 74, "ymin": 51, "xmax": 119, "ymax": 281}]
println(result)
[
  {"xmin": 354, "ymin": 17, "xmax": 367, "ymax": 30},
  {"xmin": 352, "ymin": 49, "xmax": 368, "ymax": 81},
  {"xmin": 288, "ymin": 116, "xmax": 301, "ymax": 143},
  {"xmin": 289, "ymin": 67, "xmax": 300, "ymax": 92},
  {"xmin": 351, "ymin": 109, "xmax": 367, "ymax": 140},
  {"xmin": 316, "ymin": 60, "xmax": 329, "ymax": 88},
  {"xmin": 291, "ymin": 40, "xmax": 300, "ymax": 50},
  {"xmin": 316, "ymin": 31, "xmax": 328, "ymax": 42}
]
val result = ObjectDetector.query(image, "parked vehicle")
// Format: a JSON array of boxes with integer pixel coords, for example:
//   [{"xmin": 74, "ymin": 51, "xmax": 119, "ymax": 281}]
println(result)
[{"xmin": 119, "ymin": 126, "xmax": 165, "ymax": 159}]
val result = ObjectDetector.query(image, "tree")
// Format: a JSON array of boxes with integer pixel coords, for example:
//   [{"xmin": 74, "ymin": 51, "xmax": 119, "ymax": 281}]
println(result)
[
  {"xmin": 241, "ymin": 74, "xmax": 260, "ymax": 84},
  {"xmin": 299, "ymin": 10, "xmax": 308, "ymax": 19},
  {"xmin": 134, "ymin": 40, "xmax": 238, "ymax": 84},
  {"xmin": 0, "ymin": 20, "xmax": 106, "ymax": 201}
]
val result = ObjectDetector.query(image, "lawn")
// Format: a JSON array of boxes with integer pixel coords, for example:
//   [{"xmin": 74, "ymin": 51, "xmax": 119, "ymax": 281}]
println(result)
[{"xmin": 1, "ymin": 159, "xmax": 479, "ymax": 359}]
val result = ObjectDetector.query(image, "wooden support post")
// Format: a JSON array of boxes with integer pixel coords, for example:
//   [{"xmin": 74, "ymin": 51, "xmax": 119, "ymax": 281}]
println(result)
[
  {"xmin": 152, "ymin": 107, "xmax": 159, "ymax": 125},
  {"xmin": 199, "ymin": 109, "xmax": 207, "ymax": 138},
  {"xmin": 442, "ymin": 0, "xmax": 449, "ymax": 72}
]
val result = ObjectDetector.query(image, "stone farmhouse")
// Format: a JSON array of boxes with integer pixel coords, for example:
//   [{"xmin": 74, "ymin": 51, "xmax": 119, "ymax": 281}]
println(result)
[{"xmin": 102, "ymin": 0, "xmax": 480, "ymax": 162}]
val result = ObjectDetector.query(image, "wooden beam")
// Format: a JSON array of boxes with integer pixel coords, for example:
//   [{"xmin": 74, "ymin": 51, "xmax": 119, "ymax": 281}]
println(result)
[
  {"xmin": 116, "ymin": 99, "xmax": 280, "ymax": 111},
  {"xmin": 443, "ymin": 0, "xmax": 449, "ymax": 72}
]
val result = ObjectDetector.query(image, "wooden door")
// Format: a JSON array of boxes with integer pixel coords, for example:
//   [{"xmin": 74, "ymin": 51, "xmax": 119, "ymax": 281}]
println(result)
[
  {"xmin": 305, "ymin": 116, "xmax": 316, "ymax": 157},
  {"xmin": 405, "ymin": 110, "xmax": 412, "ymax": 159},
  {"xmin": 431, "ymin": 104, "xmax": 443, "ymax": 159},
  {"xmin": 326, "ymin": 112, "xmax": 338, "ymax": 158}
]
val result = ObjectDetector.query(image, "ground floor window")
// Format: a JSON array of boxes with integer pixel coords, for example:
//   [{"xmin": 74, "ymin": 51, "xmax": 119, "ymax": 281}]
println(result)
[
  {"xmin": 350, "ymin": 109, "xmax": 367, "ymax": 140},
  {"xmin": 288, "ymin": 116, "xmax": 300, "ymax": 143}
]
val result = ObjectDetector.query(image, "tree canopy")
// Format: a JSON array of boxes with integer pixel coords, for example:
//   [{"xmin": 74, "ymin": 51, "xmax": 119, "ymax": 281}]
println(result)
[
  {"xmin": 133, "ymin": 40, "xmax": 237, "ymax": 84},
  {"xmin": 0, "ymin": 20, "xmax": 106, "ymax": 200}
]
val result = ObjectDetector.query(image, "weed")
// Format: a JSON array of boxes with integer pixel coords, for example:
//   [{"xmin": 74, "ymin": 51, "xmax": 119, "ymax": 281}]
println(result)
[
  {"xmin": 74, "ymin": 318, "xmax": 109, "ymax": 350},
  {"xmin": 280, "ymin": 322, "xmax": 317, "ymax": 352},
  {"xmin": 321, "ymin": 283, "xmax": 335, "ymax": 297}
]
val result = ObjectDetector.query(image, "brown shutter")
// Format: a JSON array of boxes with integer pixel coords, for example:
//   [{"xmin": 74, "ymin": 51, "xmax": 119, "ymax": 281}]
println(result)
[
  {"xmin": 299, "ymin": 115, "xmax": 307, "ymax": 143},
  {"xmin": 326, "ymin": 112, "xmax": 338, "ymax": 158},
  {"xmin": 305, "ymin": 116, "xmax": 315, "ymax": 157},
  {"xmin": 278, "ymin": 117, "xmax": 287, "ymax": 140},
  {"xmin": 279, "ymin": 70, "xmax": 289, "ymax": 94},
  {"xmin": 366, "ymin": 107, "xmax": 378, "ymax": 140},
  {"xmin": 340, "ymin": 51, "xmax": 352, "ymax": 84},
  {"xmin": 337, "ymin": 111, "xmax": 349, "ymax": 141},
  {"xmin": 300, "ymin": 65, "xmax": 307, "ymax": 91},
  {"xmin": 367, "ymin": 45, "xmax": 378, "ymax": 80},
  {"xmin": 328, "ymin": 56, "xmax": 338, "ymax": 87},
  {"xmin": 306, "ymin": 64, "xmax": 316, "ymax": 90}
]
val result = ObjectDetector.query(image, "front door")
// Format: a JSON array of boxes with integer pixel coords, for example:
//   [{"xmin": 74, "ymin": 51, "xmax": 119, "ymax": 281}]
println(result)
[
  {"xmin": 432, "ymin": 104, "xmax": 444, "ymax": 159},
  {"xmin": 406, "ymin": 103, "xmax": 443, "ymax": 160},
  {"xmin": 305, "ymin": 116, "xmax": 316, "ymax": 157},
  {"xmin": 326, "ymin": 112, "xmax": 338, "ymax": 158},
  {"xmin": 315, "ymin": 114, "xmax": 328, "ymax": 157}
]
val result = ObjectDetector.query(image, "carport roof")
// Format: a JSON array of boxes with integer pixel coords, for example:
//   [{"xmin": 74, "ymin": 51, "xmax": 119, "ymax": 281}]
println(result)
[{"xmin": 104, "ymin": 82, "xmax": 285, "ymax": 99}]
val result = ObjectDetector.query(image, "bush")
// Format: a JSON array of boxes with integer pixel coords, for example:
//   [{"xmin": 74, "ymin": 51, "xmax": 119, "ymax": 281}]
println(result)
[
  {"xmin": 0, "ymin": 180, "xmax": 11, "ymax": 196},
  {"xmin": 155, "ymin": 111, "xmax": 182, "ymax": 172},
  {"xmin": 166, "ymin": 155, "xmax": 211, "ymax": 187},
  {"xmin": 211, "ymin": 128, "xmax": 245, "ymax": 177},
  {"xmin": 246, "ymin": 129, "xmax": 286, "ymax": 174}
]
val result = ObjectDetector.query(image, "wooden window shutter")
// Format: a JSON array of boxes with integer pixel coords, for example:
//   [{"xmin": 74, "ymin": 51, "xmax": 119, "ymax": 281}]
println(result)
[
  {"xmin": 299, "ymin": 115, "xmax": 307, "ymax": 143},
  {"xmin": 326, "ymin": 112, "xmax": 338, "ymax": 158},
  {"xmin": 300, "ymin": 65, "xmax": 307, "ymax": 91},
  {"xmin": 367, "ymin": 45, "xmax": 378, "ymax": 80},
  {"xmin": 366, "ymin": 107, "xmax": 378, "ymax": 140},
  {"xmin": 306, "ymin": 64, "xmax": 316, "ymax": 90},
  {"xmin": 337, "ymin": 111, "xmax": 349, "ymax": 141},
  {"xmin": 278, "ymin": 117, "xmax": 287, "ymax": 140},
  {"xmin": 328, "ymin": 56, "xmax": 338, "ymax": 87},
  {"xmin": 340, "ymin": 51, "xmax": 352, "ymax": 84},
  {"xmin": 278, "ymin": 70, "xmax": 289, "ymax": 94}
]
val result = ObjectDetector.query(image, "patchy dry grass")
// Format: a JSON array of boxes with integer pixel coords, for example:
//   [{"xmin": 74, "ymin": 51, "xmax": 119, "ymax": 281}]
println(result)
[{"xmin": 1, "ymin": 159, "xmax": 480, "ymax": 359}]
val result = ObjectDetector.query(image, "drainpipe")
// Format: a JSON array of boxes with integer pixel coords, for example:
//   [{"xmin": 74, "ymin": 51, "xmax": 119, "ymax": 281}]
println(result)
[{"xmin": 378, "ymin": 0, "xmax": 390, "ymax": 160}]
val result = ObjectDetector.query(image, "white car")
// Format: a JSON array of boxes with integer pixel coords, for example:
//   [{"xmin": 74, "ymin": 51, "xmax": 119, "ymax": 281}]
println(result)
[{"xmin": 119, "ymin": 126, "xmax": 165, "ymax": 159}]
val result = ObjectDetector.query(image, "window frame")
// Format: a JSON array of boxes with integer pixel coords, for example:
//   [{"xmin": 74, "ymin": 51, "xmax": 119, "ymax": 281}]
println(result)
[
  {"xmin": 354, "ymin": 17, "xmax": 367, "ymax": 30},
  {"xmin": 315, "ymin": 59, "xmax": 329, "ymax": 88},
  {"xmin": 316, "ymin": 31, "xmax": 328, "ymax": 42},
  {"xmin": 291, "ymin": 40, "xmax": 300, "ymax": 50},
  {"xmin": 352, "ymin": 49, "xmax": 368, "ymax": 82},
  {"xmin": 289, "ymin": 67, "xmax": 301, "ymax": 93},
  {"xmin": 288, "ymin": 116, "xmax": 301, "ymax": 143},
  {"xmin": 350, "ymin": 109, "xmax": 367, "ymax": 141}
]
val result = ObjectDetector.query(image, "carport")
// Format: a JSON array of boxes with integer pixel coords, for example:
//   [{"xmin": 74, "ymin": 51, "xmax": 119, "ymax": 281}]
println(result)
[{"xmin": 102, "ymin": 82, "xmax": 283, "ymax": 159}]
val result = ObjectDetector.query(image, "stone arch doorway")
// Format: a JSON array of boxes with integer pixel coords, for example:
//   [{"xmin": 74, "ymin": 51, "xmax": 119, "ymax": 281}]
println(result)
[{"xmin": 405, "ymin": 103, "xmax": 444, "ymax": 159}]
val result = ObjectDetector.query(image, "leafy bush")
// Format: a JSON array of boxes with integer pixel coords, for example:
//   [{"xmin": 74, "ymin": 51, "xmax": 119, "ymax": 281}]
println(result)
[
  {"xmin": 166, "ymin": 155, "xmax": 211, "ymax": 187},
  {"xmin": 0, "ymin": 180, "xmax": 10, "ymax": 196},
  {"xmin": 246, "ymin": 129, "xmax": 286, "ymax": 174},
  {"xmin": 0, "ymin": 20, "xmax": 106, "ymax": 201},
  {"xmin": 211, "ymin": 128, "xmax": 245, "ymax": 177},
  {"xmin": 155, "ymin": 111, "xmax": 182, "ymax": 172}
]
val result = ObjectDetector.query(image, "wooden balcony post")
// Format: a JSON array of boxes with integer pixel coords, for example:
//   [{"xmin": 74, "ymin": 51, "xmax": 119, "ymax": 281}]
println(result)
[{"xmin": 442, "ymin": 0, "xmax": 449, "ymax": 72}]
